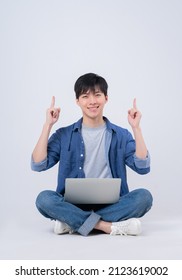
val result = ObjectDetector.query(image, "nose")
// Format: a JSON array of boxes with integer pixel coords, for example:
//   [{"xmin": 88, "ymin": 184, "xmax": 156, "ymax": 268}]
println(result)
[{"xmin": 89, "ymin": 94, "xmax": 96, "ymax": 104}]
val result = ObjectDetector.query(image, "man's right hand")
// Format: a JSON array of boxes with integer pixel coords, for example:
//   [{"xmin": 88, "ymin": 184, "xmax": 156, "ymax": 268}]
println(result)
[
  {"xmin": 46, "ymin": 96, "xmax": 61, "ymax": 126},
  {"xmin": 32, "ymin": 96, "xmax": 61, "ymax": 163}
]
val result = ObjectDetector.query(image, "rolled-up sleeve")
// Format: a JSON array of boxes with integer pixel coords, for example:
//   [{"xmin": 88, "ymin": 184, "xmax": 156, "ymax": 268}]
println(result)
[
  {"xmin": 31, "ymin": 129, "xmax": 61, "ymax": 172},
  {"xmin": 31, "ymin": 156, "xmax": 48, "ymax": 172},
  {"xmin": 124, "ymin": 130, "xmax": 150, "ymax": 174},
  {"xmin": 133, "ymin": 151, "xmax": 151, "ymax": 169}
]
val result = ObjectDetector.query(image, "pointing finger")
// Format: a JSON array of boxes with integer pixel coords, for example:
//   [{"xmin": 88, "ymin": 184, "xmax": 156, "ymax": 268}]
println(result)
[
  {"xmin": 50, "ymin": 96, "xmax": 55, "ymax": 108},
  {"xmin": 133, "ymin": 98, "xmax": 137, "ymax": 109}
]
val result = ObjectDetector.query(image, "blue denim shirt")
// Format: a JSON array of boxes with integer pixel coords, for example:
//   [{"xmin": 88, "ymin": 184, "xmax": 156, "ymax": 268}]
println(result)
[{"xmin": 31, "ymin": 117, "xmax": 150, "ymax": 196}]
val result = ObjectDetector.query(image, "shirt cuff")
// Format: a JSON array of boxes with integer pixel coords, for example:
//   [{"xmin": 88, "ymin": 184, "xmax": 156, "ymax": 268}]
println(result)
[
  {"xmin": 31, "ymin": 155, "xmax": 47, "ymax": 171},
  {"xmin": 133, "ymin": 151, "xmax": 150, "ymax": 169}
]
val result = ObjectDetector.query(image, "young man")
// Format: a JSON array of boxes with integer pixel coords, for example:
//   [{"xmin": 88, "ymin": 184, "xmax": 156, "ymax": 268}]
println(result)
[{"xmin": 31, "ymin": 73, "xmax": 152, "ymax": 236}]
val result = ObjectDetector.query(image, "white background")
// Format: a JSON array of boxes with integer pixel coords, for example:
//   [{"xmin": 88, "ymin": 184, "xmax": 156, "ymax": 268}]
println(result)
[{"xmin": 0, "ymin": 0, "xmax": 182, "ymax": 259}]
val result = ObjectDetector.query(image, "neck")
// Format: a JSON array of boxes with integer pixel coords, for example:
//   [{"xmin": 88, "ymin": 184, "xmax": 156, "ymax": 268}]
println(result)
[{"xmin": 82, "ymin": 116, "xmax": 105, "ymax": 128}]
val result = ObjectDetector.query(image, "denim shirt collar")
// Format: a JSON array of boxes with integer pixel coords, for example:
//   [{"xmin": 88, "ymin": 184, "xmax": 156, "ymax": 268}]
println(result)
[{"xmin": 72, "ymin": 117, "xmax": 116, "ymax": 133}]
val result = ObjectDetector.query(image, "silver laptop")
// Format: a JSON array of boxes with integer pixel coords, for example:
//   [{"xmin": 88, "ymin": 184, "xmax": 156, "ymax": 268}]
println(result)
[{"xmin": 64, "ymin": 178, "xmax": 121, "ymax": 204}]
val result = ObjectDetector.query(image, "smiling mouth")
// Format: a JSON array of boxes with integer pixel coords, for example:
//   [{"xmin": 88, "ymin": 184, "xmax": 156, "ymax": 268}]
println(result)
[{"xmin": 88, "ymin": 106, "xmax": 99, "ymax": 109}]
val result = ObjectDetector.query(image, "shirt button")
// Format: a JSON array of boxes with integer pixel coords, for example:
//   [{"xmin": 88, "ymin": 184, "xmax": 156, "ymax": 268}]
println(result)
[
  {"xmin": 79, "ymin": 167, "xmax": 82, "ymax": 170},
  {"xmin": 80, "ymin": 154, "xmax": 83, "ymax": 157}
]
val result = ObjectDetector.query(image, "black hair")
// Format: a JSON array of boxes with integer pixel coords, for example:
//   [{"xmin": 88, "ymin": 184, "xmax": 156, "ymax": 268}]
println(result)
[{"xmin": 74, "ymin": 73, "xmax": 108, "ymax": 99}]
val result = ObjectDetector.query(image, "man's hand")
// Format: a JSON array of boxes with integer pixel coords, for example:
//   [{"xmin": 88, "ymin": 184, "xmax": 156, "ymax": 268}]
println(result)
[
  {"xmin": 32, "ymin": 96, "xmax": 61, "ymax": 163},
  {"xmin": 46, "ymin": 96, "xmax": 61, "ymax": 126},
  {"xmin": 128, "ymin": 98, "xmax": 142, "ymax": 129},
  {"xmin": 127, "ymin": 98, "xmax": 148, "ymax": 158}
]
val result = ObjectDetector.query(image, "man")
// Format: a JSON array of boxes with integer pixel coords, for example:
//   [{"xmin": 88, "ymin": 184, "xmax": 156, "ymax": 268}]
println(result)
[{"xmin": 31, "ymin": 73, "xmax": 152, "ymax": 236}]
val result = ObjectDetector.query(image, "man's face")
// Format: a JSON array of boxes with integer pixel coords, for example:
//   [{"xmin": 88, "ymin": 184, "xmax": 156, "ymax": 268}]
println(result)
[{"xmin": 76, "ymin": 88, "xmax": 108, "ymax": 121}]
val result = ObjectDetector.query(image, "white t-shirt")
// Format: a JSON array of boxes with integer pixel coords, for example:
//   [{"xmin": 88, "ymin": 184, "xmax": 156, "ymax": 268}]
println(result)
[{"xmin": 81, "ymin": 123, "xmax": 112, "ymax": 178}]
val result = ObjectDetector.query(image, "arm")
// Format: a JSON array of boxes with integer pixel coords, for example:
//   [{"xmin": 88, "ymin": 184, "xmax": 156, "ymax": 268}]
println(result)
[
  {"xmin": 128, "ymin": 98, "xmax": 148, "ymax": 159},
  {"xmin": 32, "ymin": 96, "xmax": 61, "ymax": 163}
]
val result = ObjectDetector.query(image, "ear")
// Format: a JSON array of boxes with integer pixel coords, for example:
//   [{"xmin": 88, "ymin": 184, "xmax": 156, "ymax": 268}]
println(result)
[
  {"xmin": 75, "ymin": 99, "xmax": 79, "ymax": 105},
  {"xmin": 76, "ymin": 98, "xmax": 80, "ymax": 106},
  {"xmin": 105, "ymin": 95, "xmax": 108, "ymax": 103}
]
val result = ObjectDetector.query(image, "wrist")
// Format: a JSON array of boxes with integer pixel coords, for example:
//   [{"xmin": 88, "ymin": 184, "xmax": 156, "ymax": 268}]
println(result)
[
  {"xmin": 132, "ymin": 126, "xmax": 141, "ymax": 133},
  {"xmin": 43, "ymin": 122, "xmax": 53, "ymax": 132}
]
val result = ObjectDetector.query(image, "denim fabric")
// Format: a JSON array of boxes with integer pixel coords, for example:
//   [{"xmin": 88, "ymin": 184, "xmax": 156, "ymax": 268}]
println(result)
[
  {"xmin": 36, "ymin": 188, "xmax": 153, "ymax": 236},
  {"xmin": 31, "ymin": 117, "xmax": 150, "ymax": 196}
]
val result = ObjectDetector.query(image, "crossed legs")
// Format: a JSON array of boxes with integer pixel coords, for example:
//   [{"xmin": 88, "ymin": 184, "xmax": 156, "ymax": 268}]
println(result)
[{"xmin": 36, "ymin": 188, "xmax": 153, "ymax": 236}]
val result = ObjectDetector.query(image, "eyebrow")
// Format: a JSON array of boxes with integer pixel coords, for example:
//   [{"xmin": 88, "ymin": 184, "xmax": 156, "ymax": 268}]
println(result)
[{"xmin": 81, "ymin": 89, "xmax": 101, "ymax": 95}]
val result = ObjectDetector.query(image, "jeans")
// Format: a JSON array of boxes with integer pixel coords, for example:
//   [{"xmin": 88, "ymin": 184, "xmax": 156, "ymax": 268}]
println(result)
[{"xmin": 36, "ymin": 188, "xmax": 153, "ymax": 236}]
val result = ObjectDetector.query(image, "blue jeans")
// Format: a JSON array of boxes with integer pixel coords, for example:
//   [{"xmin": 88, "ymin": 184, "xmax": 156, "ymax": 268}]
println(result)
[{"xmin": 36, "ymin": 188, "xmax": 153, "ymax": 236}]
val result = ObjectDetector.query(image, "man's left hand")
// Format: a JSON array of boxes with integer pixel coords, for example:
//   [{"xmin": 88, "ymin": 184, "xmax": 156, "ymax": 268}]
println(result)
[{"xmin": 128, "ymin": 98, "xmax": 142, "ymax": 129}]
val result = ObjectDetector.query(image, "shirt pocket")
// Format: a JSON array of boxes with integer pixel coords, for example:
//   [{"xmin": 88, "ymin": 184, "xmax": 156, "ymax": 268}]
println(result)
[{"xmin": 60, "ymin": 150, "xmax": 78, "ymax": 176}]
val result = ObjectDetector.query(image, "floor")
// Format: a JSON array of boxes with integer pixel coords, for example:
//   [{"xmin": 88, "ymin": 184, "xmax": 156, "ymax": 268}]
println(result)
[{"xmin": 0, "ymin": 215, "xmax": 182, "ymax": 260}]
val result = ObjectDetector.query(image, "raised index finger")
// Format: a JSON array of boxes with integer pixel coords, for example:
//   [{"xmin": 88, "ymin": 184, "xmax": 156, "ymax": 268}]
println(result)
[
  {"xmin": 50, "ymin": 96, "xmax": 55, "ymax": 108},
  {"xmin": 133, "ymin": 98, "xmax": 137, "ymax": 109}
]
